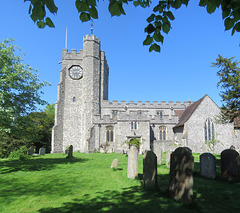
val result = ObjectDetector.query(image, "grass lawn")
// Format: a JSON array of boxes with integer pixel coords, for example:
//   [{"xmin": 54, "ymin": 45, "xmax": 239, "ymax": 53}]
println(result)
[{"xmin": 1, "ymin": 152, "xmax": 240, "ymax": 212}]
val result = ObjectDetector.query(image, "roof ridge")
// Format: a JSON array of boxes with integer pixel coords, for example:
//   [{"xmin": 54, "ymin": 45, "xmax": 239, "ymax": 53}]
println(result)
[{"xmin": 174, "ymin": 95, "xmax": 207, "ymax": 128}]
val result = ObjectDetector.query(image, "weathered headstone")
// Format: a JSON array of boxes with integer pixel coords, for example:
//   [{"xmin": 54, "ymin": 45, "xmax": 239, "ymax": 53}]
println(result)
[
  {"xmin": 169, "ymin": 147, "xmax": 194, "ymax": 203},
  {"xmin": 200, "ymin": 153, "xmax": 216, "ymax": 179},
  {"xmin": 39, "ymin": 147, "xmax": 46, "ymax": 155},
  {"xmin": 221, "ymin": 149, "xmax": 240, "ymax": 181},
  {"xmin": 68, "ymin": 145, "xmax": 73, "ymax": 158},
  {"xmin": 127, "ymin": 146, "xmax": 138, "ymax": 179},
  {"xmin": 111, "ymin": 158, "xmax": 119, "ymax": 169},
  {"xmin": 182, "ymin": 147, "xmax": 192, "ymax": 153},
  {"xmin": 143, "ymin": 151, "xmax": 158, "ymax": 189},
  {"xmin": 153, "ymin": 147, "xmax": 162, "ymax": 165},
  {"xmin": 27, "ymin": 147, "xmax": 34, "ymax": 155}
]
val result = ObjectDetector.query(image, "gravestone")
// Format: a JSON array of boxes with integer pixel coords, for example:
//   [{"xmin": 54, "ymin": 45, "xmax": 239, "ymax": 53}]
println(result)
[
  {"xmin": 39, "ymin": 147, "xmax": 46, "ymax": 155},
  {"xmin": 169, "ymin": 147, "xmax": 194, "ymax": 203},
  {"xmin": 127, "ymin": 146, "xmax": 139, "ymax": 179},
  {"xmin": 111, "ymin": 158, "xmax": 119, "ymax": 169},
  {"xmin": 27, "ymin": 147, "xmax": 34, "ymax": 155},
  {"xmin": 143, "ymin": 151, "xmax": 158, "ymax": 189},
  {"xmin": 68, "ymin": 145, "xmax": 73, "ymax": 158},
  {"xmin": 153, "ymin": 146, "xmax": 162, "ymax": 165},
  {"xmin": 182, "ymin": 147, "xmax": 192, "ymax": 153},
  {"xmin": 221, "ymin": 149, "xmax": 240, "ymax": 181},
  {"xmin": 200, "ymin": 153, "xmax": 216, "ymax": 179}
]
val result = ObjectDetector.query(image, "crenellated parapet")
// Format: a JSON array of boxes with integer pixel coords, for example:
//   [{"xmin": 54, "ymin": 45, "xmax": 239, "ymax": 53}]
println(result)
[
  {"xmin": 62, "ymin": 49, "xmax": 83, "ymax": 60},
  {"xmin": 102, "ymin": 100, "xmax": 194, "ymax": 109},
  {"xmin": 83, "ymin": 34, "xmax": 100, "ymax": 43},
  {"xmin": 94, "ymin": 114, "xmax": 117, "ymax": 124}
]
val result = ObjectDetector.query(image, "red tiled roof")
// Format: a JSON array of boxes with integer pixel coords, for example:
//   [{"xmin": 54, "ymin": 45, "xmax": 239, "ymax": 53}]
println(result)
[
  {"xmin": 174, "ymin": 95, "xmax": 207, "ymax": 128},
  {"xmin": 174, "ymin": 110, "xmax": 185, "ymax": 120}
]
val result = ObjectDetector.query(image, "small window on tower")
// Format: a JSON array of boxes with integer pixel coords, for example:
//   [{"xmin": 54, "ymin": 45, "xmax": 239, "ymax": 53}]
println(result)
[
  {"xmin": 157, "ymin": 111, "xmax": 163, "ymax": 119},
  {"xmin": 131, "ymin": 121, "xmax": 138, "ymax": 130},
  {"xmin": 73, "ymin": 97, "xmax": 76, "ymax": 102}
]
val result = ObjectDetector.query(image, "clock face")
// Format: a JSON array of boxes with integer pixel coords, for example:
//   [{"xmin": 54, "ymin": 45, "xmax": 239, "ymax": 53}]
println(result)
[{"xmin": 69, "ymin": 66, "xmax": 83, "ymax": 80}]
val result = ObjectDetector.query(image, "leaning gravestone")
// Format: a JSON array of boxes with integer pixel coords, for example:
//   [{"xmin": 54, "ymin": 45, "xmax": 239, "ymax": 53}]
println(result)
[
  {"xmin": 153, "ymin": 146, "xmax": 162, "ymax": 165},
  {"xmin": 200, "ymin": 153, "xmax": 216, "ymax": 179},
  {"xmin": 39, "ymin": 147, "xmax": 46, "ymax": 155},
  {"xmin": 68, "ymin": 145, "xmax": 73, "ymax": 158},
  {"xmin": 127, "ymin": 146, "xmax": 138, "ymax": 179},
  {"xmin": 169, "ymin": 147, "xmax": 194, "ymax": 203},
  {"xmin": 143, "ymin": 151, "xmax": 158, "ymax": 190},
  {"xmin": 27, "ymin": 147, "xmax": 34, "ymax": 155},
  {"xmin": 221, "ymin": 149, "xmax": 240, "ymax": 181},
  {"xmin": 111, "ymin": 158, "xmax": 119, "ymax": 169}
]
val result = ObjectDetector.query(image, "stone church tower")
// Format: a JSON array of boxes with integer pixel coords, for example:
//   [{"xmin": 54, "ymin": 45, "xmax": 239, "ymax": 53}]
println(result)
[{"xmin": 52, "ymin": 34, "xmax": 109, "ymax": 153}]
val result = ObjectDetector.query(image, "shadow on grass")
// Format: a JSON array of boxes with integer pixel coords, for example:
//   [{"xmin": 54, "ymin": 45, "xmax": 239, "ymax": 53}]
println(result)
[
  {"xmin": 0, "ymin": 156, "xmax": 88, "ymax": 174},
  {"xmin": 38, "ymin": 185, "xmax": 194, "ymax": 213},
  {"xmin": 37, "ymin": 167, "xmax": 240, "ymax": 213}
]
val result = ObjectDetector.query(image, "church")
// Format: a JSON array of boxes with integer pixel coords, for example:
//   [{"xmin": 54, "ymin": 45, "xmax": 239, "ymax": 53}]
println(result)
[{"xmin": 51, "ymin": 34, "xmax": 237, "ymax": 154}]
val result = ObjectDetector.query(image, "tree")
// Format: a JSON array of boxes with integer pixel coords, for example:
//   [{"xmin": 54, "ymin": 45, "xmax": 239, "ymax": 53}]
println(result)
[
  {"xmin": 0, "ymin": 39, "xmax": 49, "ymax": 157},
  {"xmin": 24, "ymin": 0, "xmax": 240, "ymax": 52},
  {"xmin": 212, "ymin": 54, "xmax": 240, "ymax": 123},
  {"xmin": 0, "ymin": 39, "xmax": 49, "ymax": 134},
  {"xmin": 24, "ymin": 104, "xmax": 55, "ymax": 153}
]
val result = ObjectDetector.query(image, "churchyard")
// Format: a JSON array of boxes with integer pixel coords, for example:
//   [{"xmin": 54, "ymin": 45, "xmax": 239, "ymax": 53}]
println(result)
[{"xmin": 1, "ymin": 151, "xmax": 240, "ymax": 212}]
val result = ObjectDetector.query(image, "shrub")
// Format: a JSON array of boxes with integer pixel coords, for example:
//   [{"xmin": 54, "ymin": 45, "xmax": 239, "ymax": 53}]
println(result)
[
  {"xmin": 8, "ymin": 146, "xmax": 30, "ymax": 160},
  {"xmin": 0, "ymin": 132, "xmax": 26, "ymax": 158},
  {"xmin": 124, "ymin": 138, "xmax": 141, "ymax": 150}
]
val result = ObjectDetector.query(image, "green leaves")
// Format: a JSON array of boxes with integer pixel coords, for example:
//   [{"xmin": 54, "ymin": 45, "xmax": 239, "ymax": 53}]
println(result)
[
  {"xmin": 108, "ymin": 0, "xmax": 126, "ymax": 16},
  {"xmin": 166, "ymin": 11, "xmax": 175, "ymax": 21},
  {"xmin": 144, "ymin": 2, "xmax": 174, "ymax": 52},
  {"xmin": 37, "ymin": 21, "xmax": 46, "ymax": 28},
  {"xmin": 23, "ymin": 0, "xmax": 240, "ymax": 53},
  {"xmin": 206, "ymin": 2, "xmax": 217, "ymax": 14},
  {"xmin": 27, "ymin": 0, "xmax": 58, "ymax": 28},
  {"xmin": 76, "ymin": 0, "xmax": 98, "ymax": 22},
  {"xmin": 45, "ymin": 17, "xmax": 55, "ymax": 28},
  {"xmin": 153, "ymin": 32, "xmax": 164, "ymax": 43},
  {"xmin": 225, "ymin": 18, "xmax": 235, "ymax": 31},
  {"xmin": 149, "ymin": 43, "xmax": 160, "ymax": 52},
  {"xmin": 199, "ymin": 0, "xmax": 240, "ymax": 36},
  {"xmin": 0, "ymin": 39, "xmax": 49, "ymax": 134},
  {"xmin": 213, "ymin": 55, "xmax": 240, "ymax": 123},
  {"xmin": 46, "ymin": 0, "xmax": 58, "ymax": 14},
  {"xmin": 133, "ymin": 0, "xmax": 151, "ymax": 8},
  {"xmin": 143, "ymin": 35, "xmax": 153, "ymax": 45}
]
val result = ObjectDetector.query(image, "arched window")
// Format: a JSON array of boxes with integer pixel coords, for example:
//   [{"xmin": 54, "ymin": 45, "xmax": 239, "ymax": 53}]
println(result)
[
  {"xmin": 106, "ymin": 126, "xmax": 114, "ymax": 142},
  {"xmin": 159, "ymin": 126, "xmax": 167, "ymax": 140},
  {"xmin": 205, "ymin": 118, "xmax": 214, "ymax": 141}
]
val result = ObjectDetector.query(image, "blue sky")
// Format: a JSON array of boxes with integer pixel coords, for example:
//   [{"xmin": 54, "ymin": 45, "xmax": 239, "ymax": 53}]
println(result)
[{"xmin": 0, "ymin": 1, "xmax": 239, "ymax": 108}]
